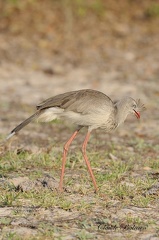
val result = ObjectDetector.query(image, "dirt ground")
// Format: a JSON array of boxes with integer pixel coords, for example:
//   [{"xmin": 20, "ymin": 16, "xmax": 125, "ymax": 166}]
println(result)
[{"xmin": 0, "ymin": 1, "xmax": 159, "ymax": 239}]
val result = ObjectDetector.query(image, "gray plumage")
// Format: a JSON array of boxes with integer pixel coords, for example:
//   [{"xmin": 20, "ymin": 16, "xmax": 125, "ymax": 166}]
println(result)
[{"xmin": 7, "ymin": 89, "xmax": 144, "ymax": 140}]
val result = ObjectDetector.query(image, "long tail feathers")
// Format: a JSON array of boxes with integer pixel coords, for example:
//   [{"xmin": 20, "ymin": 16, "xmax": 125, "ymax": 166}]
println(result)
[{"xmin": 6, "ymin": 111, "xmax": 41, "ymax": 140}]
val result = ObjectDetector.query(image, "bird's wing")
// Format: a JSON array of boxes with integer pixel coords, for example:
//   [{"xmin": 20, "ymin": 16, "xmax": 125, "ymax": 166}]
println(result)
[
  {"xmin": 36, "ymin": 90, "xmax": 78, "ymax": 110},
  {"xmin": 36, "ymin": 89, "xmax": 114, "ymax": 114}
]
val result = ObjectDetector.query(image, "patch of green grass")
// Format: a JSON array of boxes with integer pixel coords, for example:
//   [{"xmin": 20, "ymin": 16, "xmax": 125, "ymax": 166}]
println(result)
[
  {"xmin": 76, "ymin": 200, "xmax": 95, "ymax": 212},
  {"xmin": 147, "ymin": 158, "xmax": 159, "ymax": 170},
  {"xmin": 97, "ymin": 160, "xmax": 133, "ymax": 184},
  {"xmin": 0, "ymin": 149, "xmax": 61, "ymax": 178},
  {"xmin": 2, "ymin": 232, "xmax": 19, "ymax": 240},
  {"xmin": 76, "ymin": 229, "xmax": 94, "ymax": 240},
  {"xmin": 133, "ymin": 175, "xmax": 157, "ymax": 189},
  {"xmin": 0, "ymin": 217, "xmax": 12, "ymax": 225},
  {"xmin": 112, "ymin": 176, "xmax": 157, "ymax": 207},
  {"xmin": 145, "ymin": 3, "xmax": 159, "ymax": 18},
  {"xmin": 112, "ymin": 183, "xmax": 135, "ymax": 200},
  {"xmin": 3, "ymin": 231, "xmax": 57, "ymax": 240},
  {"xmin": 132, "ymin": 195, "xmax": 154, "ymax": 208},
  {"xmin": 38, "ymin": 223, "xmax": 61, "ymax": 239},
  {"xmin": 132, "ymin": 176, "xmax": 157, "ymax": 206},
  {"xmin": 0, "ymin": 191, "xmax": 20, "ymax": 207},
  {"xmin": 20, "ymin": 189, "xmax": 72, "ymax": 209},
  {"xmin": 0, "ymin": 151, "xmax": 32, "ymax": 174}
]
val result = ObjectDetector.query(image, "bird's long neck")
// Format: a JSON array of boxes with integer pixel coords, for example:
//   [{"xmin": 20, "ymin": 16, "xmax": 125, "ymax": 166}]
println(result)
[{"xmin": 115, "ymin": 100, "xmax": 129, "ymax": 126}]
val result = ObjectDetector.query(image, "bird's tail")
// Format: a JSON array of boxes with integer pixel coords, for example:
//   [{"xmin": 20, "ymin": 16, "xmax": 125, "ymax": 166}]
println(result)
[{"xmin": 6, "ymin": 111, "xmax": 41, "ymax": 140}]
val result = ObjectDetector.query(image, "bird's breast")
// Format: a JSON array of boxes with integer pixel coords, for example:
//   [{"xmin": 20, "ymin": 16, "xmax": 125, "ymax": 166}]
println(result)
[{"xmin": 100, "ymin": 121, "xmax": 118, "ymax": 131}]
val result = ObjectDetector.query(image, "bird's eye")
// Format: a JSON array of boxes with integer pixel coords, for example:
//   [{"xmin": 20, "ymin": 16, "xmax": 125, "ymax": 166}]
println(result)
[{"xmin": 132, "ymin": 104, "xmax": 136, "ymax": 109}]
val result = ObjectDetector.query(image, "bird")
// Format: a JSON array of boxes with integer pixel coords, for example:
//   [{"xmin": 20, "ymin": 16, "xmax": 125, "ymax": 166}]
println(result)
[{"xmin": 6, "ymin": 89, "xmax": 145, "ymax": 192}]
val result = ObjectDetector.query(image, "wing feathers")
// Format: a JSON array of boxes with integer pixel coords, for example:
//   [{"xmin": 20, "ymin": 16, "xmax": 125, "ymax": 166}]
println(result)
[{"xmin": 36, "ymin": 89, "xmax": 114, "ymax": 114}]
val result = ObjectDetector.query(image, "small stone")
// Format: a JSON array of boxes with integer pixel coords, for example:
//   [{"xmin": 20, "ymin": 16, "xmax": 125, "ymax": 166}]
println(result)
[
  {"xmin": 109, "ymin": 153, "xmax": 117, "ymax": 160},
  {"xmin": 143, "ymin": 167, "xmax": 152, "ymax": 171}
]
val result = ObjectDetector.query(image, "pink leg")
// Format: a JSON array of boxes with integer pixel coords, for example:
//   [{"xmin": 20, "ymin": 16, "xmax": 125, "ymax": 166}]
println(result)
[
  {"xmin": 59, "ymin": 129, "xmax": 80, "ymax": 192},
  {"xmin": 82, "ymin": 131, "xmax": 98, "ymax": 192}
]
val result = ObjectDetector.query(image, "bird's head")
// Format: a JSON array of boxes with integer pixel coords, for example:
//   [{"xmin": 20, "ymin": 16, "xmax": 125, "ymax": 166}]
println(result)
[
  {"xmin": 115, "ymin": 97, "xmax": 145, "ymax": 125},
  {"xmin": 124, "ymin": 97, "xmax": 146, "ymax": 119}
]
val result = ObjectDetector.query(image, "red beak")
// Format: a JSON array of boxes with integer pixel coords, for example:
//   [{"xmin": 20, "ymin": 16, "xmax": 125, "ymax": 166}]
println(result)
[{"xmin": 134, "ymin": 110, "xmax": 140, "ymax": 119}]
